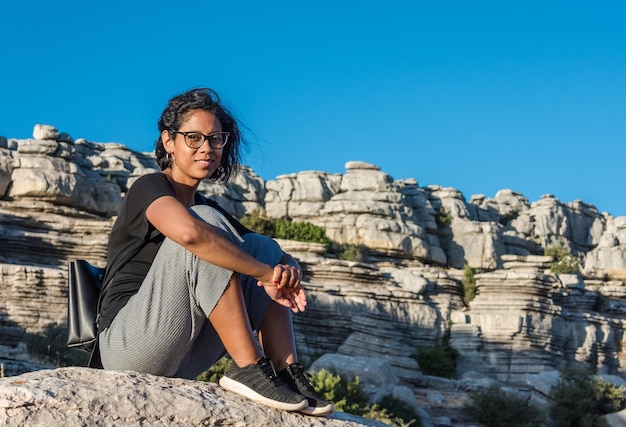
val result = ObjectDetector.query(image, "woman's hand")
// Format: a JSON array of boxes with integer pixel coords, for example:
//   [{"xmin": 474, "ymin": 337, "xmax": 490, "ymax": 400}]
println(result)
[{"xmin": 258, "ymin": 264, "xmax": 307, "ymax": 313}]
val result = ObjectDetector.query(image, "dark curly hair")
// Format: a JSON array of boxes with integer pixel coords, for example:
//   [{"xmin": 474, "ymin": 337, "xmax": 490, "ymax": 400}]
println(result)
[{"xmin": 155, "ymin": 88, "xmax": 243, "ymax": 182}]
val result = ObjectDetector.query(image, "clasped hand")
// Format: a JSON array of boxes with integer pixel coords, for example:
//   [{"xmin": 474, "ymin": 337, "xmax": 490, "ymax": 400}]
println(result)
[{"xmin": 257, "ymin": 264, "xmax": 307, "ymax": 313}]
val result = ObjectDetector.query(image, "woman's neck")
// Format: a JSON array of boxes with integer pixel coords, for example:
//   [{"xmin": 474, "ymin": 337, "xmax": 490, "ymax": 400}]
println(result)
[{"xmin": 162, "ymin": 170, "xmax": 197, "ymax": 208}]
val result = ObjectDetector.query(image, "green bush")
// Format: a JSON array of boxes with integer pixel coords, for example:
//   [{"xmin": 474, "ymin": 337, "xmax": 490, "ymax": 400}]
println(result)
[
  {"xmin": 545, "ymin": 239, "xmax": 580, "ymax": 274},
  {"xmin": 310, "ymin": 368, "xmax": 365, "ymax": 415},
  {"xmin": 361, "ymin": 398, "xmax": 419, "ymax": 427},
  {"xmin": 273, "ymin": 218, "xmax": 331, "ymax": 247},
  {"xmin": 195, "ymin": 356, "xmax": 231, "ymax": 383},
  {"xmin": 240, "ymin": 211, "xmax": 275, "ymax": 236},
  {"xmin": 240, "ymin": 212, "xmax": 331, "ymax": 247},
  {"xmin": 435, "ymin": 208, "xmax": 452, "ymax": 228},
  {"xmin": 462, "ymin": 264, "xmax": 477, "ymax": 306},
  {"xmin": 25, "ymin": 323, "xmax": 90, "ymax": 367},
  {"xmin": 463, "ymin": 384, "xmax": 545, "ymax": 427},
  {"xmin": 310, "ymin": 369, "xmax": 420, "ymax": 426},
  {"xmin": 549, "ymin": 366, "xmax": 626, "ymax": 427},
  {"xmin": 336, "ymin": 244, "xmax": 369, "ymax": 262},
  {"xmin": 417, "ymin": 342, "xmax": 458, "ymax": 379}
]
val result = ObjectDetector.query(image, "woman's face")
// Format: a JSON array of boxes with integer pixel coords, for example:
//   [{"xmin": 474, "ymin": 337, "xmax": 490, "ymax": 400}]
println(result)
[{"xmin": 162, "ymin": 109, "xmax": 223, "ymax": 187}]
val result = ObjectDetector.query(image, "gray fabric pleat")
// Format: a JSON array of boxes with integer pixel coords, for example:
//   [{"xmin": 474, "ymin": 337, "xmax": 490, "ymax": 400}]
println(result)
[{"xmin": 99, "ymin": 204, "xmax": 284, "ymax": 379}]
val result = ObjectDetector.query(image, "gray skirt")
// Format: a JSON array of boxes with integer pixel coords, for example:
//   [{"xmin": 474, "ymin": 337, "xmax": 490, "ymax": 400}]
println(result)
[{"xmin": 99, "ymin": 205, "xmax": 284, "ymax": 379}]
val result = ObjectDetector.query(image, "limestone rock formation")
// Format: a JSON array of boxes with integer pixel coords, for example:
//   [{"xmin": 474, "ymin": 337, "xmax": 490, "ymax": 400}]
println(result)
[
  {"xmin": 2, "ymin": 124, "xmax": 626, "ymax": 425},
  {"xmin": 0, "ymin": 367, "xmax": 385, "ymax": 427}
]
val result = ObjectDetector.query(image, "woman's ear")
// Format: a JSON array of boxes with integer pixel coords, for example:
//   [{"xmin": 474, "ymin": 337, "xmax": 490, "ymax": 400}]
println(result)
[{"xmin": 161, "ymin": 130, "xmax": 174, "ymax": 150}]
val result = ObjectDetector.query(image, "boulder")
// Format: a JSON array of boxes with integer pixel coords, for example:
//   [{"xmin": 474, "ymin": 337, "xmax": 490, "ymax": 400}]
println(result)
[{"xmin": 0, "ymin": 367, "xmax": 386, "ymax": 427}]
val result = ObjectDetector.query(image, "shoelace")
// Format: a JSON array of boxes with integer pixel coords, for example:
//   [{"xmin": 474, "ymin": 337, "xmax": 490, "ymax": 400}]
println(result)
[
  {"xmin": 259, "ymin": 359, "xmax": 286, "ymax": 388},
  {"xmin": 289, "ymin": 365, "xmax": 316, "ymax": 392}
]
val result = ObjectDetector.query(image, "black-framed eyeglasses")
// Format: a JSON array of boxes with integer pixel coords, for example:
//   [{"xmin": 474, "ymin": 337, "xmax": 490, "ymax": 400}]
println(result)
[{"xmin": 170, "ymin": 130, "xmax": 229, "ymax": 149}]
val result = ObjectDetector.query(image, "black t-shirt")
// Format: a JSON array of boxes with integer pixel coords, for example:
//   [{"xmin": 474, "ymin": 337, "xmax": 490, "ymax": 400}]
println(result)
[{"xmin": 98, "ymin": 172, "xmax": 251, "ymax": 331}]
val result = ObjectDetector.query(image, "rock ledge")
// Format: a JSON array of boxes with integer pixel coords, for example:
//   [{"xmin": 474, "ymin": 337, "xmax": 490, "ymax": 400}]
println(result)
[{"xmin": 0, "ymin": 367, "xmax": 386, "ymax": 426}]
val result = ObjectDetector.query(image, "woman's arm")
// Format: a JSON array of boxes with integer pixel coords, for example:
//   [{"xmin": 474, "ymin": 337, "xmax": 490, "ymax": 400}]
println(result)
[{"xmin": 146, "ymin": 196, "xmax": 306, "ymax": 312}]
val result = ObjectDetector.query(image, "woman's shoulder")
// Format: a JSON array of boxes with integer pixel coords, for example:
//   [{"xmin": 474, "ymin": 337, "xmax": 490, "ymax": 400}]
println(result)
[
  {"xmin": 133, "ymin": 172, "xmax": 168, "ymax": 186},
  {"xmin": 124, "ymin": 173, "xmax": 174, "ymax": 201},
  {"xmin": 127, "ymin": 173, "xmax": 169, "ymax": 192}
]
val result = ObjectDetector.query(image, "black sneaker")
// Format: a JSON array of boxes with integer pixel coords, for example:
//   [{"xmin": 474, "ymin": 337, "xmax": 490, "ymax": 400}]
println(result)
[
  {"xmin": 278, "ymin": 363, "xmax": 335, "ymax": 416},
  {"xmin": 219, "ymin": 358, "xmax": 307, "ymax": 411}
]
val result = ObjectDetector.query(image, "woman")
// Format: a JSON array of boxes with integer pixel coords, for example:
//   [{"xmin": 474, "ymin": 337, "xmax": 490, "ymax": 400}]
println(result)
[{"xmin": 97, "ymin": 88, "xmax": 333, "ymax": 416}]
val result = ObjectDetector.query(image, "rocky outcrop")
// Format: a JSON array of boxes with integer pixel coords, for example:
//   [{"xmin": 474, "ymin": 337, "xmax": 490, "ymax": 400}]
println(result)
[
  {"xmin": 0, "ymin": 367, "xmax": 385, "ymax": 427},
  {"xmin": 2, "ymin": 125, "xmax": 625, "ymax": 275},
  {"xmin": 449, "ymin": 254, "xmax": 626, "ymax": 384},
  {"xmin": 263, "ymin": 163, "xmax": 626, "ymax": 278},
  {"xmin": 2, "ymin": 124, "xmax": 626, "ymax": 425}
]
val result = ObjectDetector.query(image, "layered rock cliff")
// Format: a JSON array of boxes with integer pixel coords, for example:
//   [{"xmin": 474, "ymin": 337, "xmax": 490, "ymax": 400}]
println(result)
[{"xmin": 2, "ymin": 125, "xmax": 626, "ymax": 424}]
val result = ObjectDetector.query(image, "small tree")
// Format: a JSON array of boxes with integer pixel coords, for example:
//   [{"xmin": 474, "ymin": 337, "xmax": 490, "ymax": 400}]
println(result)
[
  {"xmin": 417, "ymin": 342, "xmax": 458, "ymax": 379},
  {"xmin": 463, "ymin": 384, "xmax": 545, "ymax": 427},
  {"xmin": 462, "ymin": 264, "xmax": 477, "ymax": 306},
  {"xmin": 336, "ymin": 244, "xmax": 369, "ymax": 262},
  {"xmin": 240, "ymin": 211, "xmax": 275, "ymax": 236},
  {"xmin": 549, "ymin": 366, "xmax": 626, "ymax": 427},
  {"xmin": 310, "ymin": 369, "xmax": 420, "ymax": 426},
  {"xmin": 435, "ymin": 208, "xmax": 452, "ymax": 228},
  {"xmin": 545, "ymin": 239, "xmax": 580, "ymax": 274}
]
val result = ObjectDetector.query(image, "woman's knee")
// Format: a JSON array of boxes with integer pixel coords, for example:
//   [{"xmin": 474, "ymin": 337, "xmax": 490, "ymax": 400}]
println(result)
[
  {"xmin": 240, "ymin": 234, "xmax": 284, "ymax": 265},
  {"xmin": 189, "ymin": 205, "xmax": 242, "ymax": 243}
]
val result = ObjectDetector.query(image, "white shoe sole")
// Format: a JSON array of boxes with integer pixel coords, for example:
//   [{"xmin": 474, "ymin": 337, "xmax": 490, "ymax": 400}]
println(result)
[
  {"xmin": 300, "ymin": 403, "xmax": 335, "ymax": 416},
  {"xmin": 219, "ymin": 376, "xmax": 308, "ymax": 412}
]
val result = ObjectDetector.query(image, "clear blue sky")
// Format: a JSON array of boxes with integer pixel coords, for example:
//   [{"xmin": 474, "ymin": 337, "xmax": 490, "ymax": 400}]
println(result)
[{"xmin": 2, "ymin": 1, "xmax": 625, "ymax": 216}]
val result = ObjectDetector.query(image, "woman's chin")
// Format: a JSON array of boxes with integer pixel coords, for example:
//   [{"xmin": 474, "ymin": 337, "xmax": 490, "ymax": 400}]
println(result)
[{"xmin": 193, "ymin": 164, "xmax": 217, "ymax": 178}]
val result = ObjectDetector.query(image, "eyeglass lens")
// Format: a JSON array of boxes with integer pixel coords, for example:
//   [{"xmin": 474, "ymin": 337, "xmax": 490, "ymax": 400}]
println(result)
[{"xmin": 183, "ymin": 132, "xmax": 228, "ymax": 149}]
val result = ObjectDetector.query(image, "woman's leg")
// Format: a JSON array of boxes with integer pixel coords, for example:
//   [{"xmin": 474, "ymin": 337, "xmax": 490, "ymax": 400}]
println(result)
[
  {"xmin": 216, "ymin": 233, "xmax": 308, "ymax": 411},
  {"xmin": 178, "ymin": 229, "xmax": 288, "ymax": 378},
  {"xmin": 258, "ymin": 302, "xmax": 297, "ymax": 371},
  {"xmin": 180, "ymin": 232, "xmax": 301, "ymax": 379},
  {"xmin": 238, "ymin": 234, "xmax": 334, "ymax": 416},
  {"xmin": 207, "ymin": 274, "xmax": 262, "ymax": 368},
  {"xmin": 99, "ymin": 205, "xmax": 257, "ymax": 378},
  {"xmin": 235, "ymin": 234, "xmax": 299, "ymax": 368}
]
